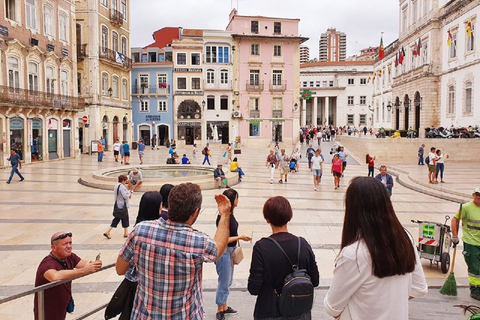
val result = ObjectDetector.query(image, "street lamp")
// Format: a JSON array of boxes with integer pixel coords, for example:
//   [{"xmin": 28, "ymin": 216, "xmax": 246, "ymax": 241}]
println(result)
[
  {"xmin": 202, "ymin": 100, "xmax": 206, "ymax": 111},
  {"xmin": 414, "ymin": 96, "xmax": 423, "ymax": 109},
  {"xmin": 292, "ymin": 102, "xmax": 298, "ymax": 113},
  {"xmin": 368, "ymin": 104, "xmax": 374, "ymax": 112},
  {"xmin": 108, "ymin": 87, "xmax": 113, "ymax": 97},
  {"xmin": 404, "ymin": 97, "xmax": 410, "ymax": 111},
  {"xmin": 386, "ymin": 102, "xmax": 392, "ymax": 112}
]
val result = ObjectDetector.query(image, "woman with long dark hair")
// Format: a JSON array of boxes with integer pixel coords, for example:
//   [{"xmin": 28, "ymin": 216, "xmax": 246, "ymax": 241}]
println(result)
[
  {"xmin": 324, "ymin": 177, "xmax": 427, "ymax": 319},
  {"xmin": 159, "ymin": 184, "xmax": 174, "ymax": 220}
]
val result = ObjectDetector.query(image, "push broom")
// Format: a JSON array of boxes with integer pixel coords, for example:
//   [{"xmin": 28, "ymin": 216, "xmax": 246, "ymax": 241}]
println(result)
[{"xmin": 440, "ymin": 204, "xmax": 462, "ymax": 296}]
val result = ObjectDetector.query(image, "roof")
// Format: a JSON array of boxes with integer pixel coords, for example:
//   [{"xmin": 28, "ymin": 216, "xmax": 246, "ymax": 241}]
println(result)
[
  {"xmin": 300, "ymin": 60, "xmax": 374, "ymax": 68},
  {"xmin": 231, "ymin": 14, "xmax": 300, "ymax": 22},
  {"xmin": 182, "ymin": 29, "xmax": 203, "ymax": 37},
  {"xmin": 144, "ymin": 27, "xmax": 180, "ymax": 50}
]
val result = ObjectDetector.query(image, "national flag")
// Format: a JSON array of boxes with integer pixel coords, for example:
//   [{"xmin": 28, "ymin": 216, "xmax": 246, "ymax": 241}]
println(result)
[
  {"xmin": 116, "ymin": 52, "xmax": 127, "ymax": 66},
  {"xmin": 447, "ymin": 30, "xmax": 453, "ymax": 46},
  {"xmin": 417, "ymin": 38, "xmax": 422, "ymax": 56},
  {"xmin": 467, "ymin": 19, "xmax": 472, "ymax": 37},
  {"xmin": 367, "ymin": 74, "xmax": 371, "ymax": 83},
  {"xmin": 412, "ymin": 45, "xmax": 417, "ymax": 57},
  {"xmin": 373, "ymin": 73, "xmax": 376, "ymax": 83},
  {"xmin": 388, "ymin": 65, "xmax": 391, "ymax": 74},
  {"xmin": 378, "ymin": 69, "xmax": 382, "ymax": 77},
  {"xmin": 399, "ymin": 48, "xmax": 405, "ymax": 64},
  {"xmin": 395, "ymin": 53, "xmax": 398, "ymax": 67},
  {"xmin": 379, "ymin": 35, "xmax": 385, "ymax": 60}
]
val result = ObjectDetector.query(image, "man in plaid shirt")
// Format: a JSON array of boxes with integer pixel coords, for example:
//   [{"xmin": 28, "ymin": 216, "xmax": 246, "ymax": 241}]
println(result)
[{"xmin": 116, "ymin": 183, "xmax": 231, "ymax": 319}]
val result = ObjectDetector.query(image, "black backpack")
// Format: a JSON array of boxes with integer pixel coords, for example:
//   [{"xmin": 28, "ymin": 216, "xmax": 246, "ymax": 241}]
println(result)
[{"xmin": 267, "ymin": 237, "xmax": 314, "ymax": 317}]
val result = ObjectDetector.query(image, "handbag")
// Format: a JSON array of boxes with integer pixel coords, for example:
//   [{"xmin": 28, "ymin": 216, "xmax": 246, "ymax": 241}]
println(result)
[
  {"xmin": 113, "ymin": 185, "xmax": 128, "ymax": 219},
  {"xmin": 104, "ymin": 278, "xmax": 138, "ymax": 319},
  {"xmin": 230, "ymin": 243, "xmax": 244, "ymax": 265}
]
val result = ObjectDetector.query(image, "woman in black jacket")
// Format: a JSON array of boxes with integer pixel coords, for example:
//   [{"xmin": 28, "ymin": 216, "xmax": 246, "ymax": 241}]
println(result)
[{"xmin": 248, "ymin": 196, "xmax": 319, "ymax": 320}]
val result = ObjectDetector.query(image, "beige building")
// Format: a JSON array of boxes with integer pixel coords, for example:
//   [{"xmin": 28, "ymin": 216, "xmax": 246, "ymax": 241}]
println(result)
[
  {"xmin": 75, "ymin": 0, "xmax": 132, "ymax": 152},
  {"xmin": 0, "ymin": 0, "xmax": 84, "ymax": 166}
]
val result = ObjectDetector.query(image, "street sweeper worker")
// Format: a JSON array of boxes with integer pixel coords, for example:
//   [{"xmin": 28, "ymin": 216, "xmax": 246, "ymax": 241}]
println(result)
[{"xmin": 452, "ymin": 187, "xmax": 480, "ymax": 301}]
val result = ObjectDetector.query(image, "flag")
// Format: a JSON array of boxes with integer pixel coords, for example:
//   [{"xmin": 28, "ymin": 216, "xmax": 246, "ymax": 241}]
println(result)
[
  {"xmin": 467, "ymin": 19, "xmax": 472, "ymax": 37},
  {"xmin": 367, "ymin": 74, "xmax": 371, "ymax": 83},
  {"xmin": 412, "ymin": 45, "xmax": 417, "ymax": 57},
  {"xmin": 388, "ymin": 65, "xmax": 391, "ymax": 74},
  {"xmin": 395, "ymin": 52, "xmax": 398, "ymax": 67},
  {"xmin": 373, "ymin": 73, "xmax": 376, "ymax": 83},
  {"xmin": 116, "ymin": 52, "xmax": 127, "ymax": 66},
  {"xmin": 417, "ymin": 38, "xmax": 422, "ymax": 56},
  {"xmin": 379, "ymin": 35, "xmax": 385, "ymax": 60},
  {"xmin": 378, "ymin": 69, "xmax": 382, "ymax": 77},
  {"xmin": 399, "ymin": 48, "xmax": 405, "ymax": 64},
  {"xmin": 447, "ymin": 30, "xmax": 453, "ymax": 46}
]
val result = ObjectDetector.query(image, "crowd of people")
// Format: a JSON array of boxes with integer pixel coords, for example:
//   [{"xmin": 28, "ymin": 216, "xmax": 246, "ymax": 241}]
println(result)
[
  {"xmin": 299, "ymin": 124, "xmax": 372, "ymax": 145},
  {"xmin": 418, "ymin": 144, "xmax": 449, "ymax": 184}
]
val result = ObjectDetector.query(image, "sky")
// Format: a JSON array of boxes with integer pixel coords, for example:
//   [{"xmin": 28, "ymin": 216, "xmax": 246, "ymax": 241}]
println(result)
[{"xmin": 130, "ymin": 0, "xmax": 399, "ymax": 59}]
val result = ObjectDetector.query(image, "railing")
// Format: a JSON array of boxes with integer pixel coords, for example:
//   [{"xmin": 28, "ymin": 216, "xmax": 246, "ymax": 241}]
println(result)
[
  {"xmin": 99, "ymin": 46, "xmax": 132, "ymax": 69},
  {"xmin": 249, "ymin": 110, "xmax": 260, "ymax": 118},
  {"xmin": 269, "ymin": 81, "xmax": 286, "ymax": 92},
  {"xmin": 272, "ymin": 110, "xmax": 283, "ymax": 118},
  {"xmin": 131, "ymin": 84, "xmax": 170, "ymax": 95},
  {"xmin": 0, "ymin": 263, "xmax": 115, "ymax": 320},
  {"xmin": 77, "ymin": 44, "xmax": 87, "ymax": 60},
  {"xmin": 0, "ymin": 86, "xmax": 86, "ymax": 110},
  {"xmin": 246, "ymin": 80, "xmax": 264, "ymax": 92},
  {"xmin": 110, "ymin": 9, "xmax": 124, "ymax": 27},
  {"xmin": 204, "ymin": 80, "xmax": 233, "ymax": 90}
]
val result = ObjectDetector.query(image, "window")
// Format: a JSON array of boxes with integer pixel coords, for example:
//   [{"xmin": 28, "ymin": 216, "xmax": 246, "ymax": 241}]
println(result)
[
  {"xmin": 348, "ymin": 78, "xmax": 354, "ymax": 85},
  {"xmin": 273, "ymin": 45, "xmax": 282, "ymax": 56},
  {"xmin": 101, "ymin": 26, "xmax": 108, "ymax": 49},
  {"xmin": 302, "ymin": 81, "xmax": 307, "ymax": 87},
  {"xmin": 220, "ymin": 70, "xmax": 228, "ymax": 84},
  {"xmin": 347, "ymin": 114, "xmax": 354, "ymax": 125},
  {"xmin": 272, "ymin": 70, "xmax": 282, "ymax": 86},
  {"xmin": 449, "ymin": 31, "xmax": 457, "ymax": 59},
  {"xmin": 121, "ymin": 37, "xmax": 127, "ymax": 55},
  {"xmin": 44, "ymin": 5, "xmax": 54, "ymax": 36},
  {"xmin": 274, "ymin": 22, "xmax": 281, "ymax": 34},
  {"xmin": 250, "ymin": 98, "xmax": 260, "ymax": 111},
  {"xmin": 272, "ymin": 97, "xmax": 282, "ymax": 110},
  {"xmin": 309, "ymin": 81, "xmax": 314, "ymax": 87},
  {"xmin": 191, "ymin": 78, "xmax": 200, "ymax": 90},
  {"xmin": 112, "ymin": 32, "xmax": 119, "ymax": 52},
  {"xmin": 207, "ymin": 96, "xmax": 215, "ymax": 110},
  {"xmin": 359, "ymin": 114, "xmax": 367, "ymax": 125},
  {"xmin": 251, "ymin": 44, "xmax": 259, "ymax": 56},
  {"xmin": 177, "ymin": 53, "xmax": 186, "ymax": 65},
  {"xmin": 177, "ymin": 77, "xmax": 186, "ymax": 90},
  {"xmin": 348, "ymin": 96, "xmax": 354, "ymax": 105},
  {"xmin": 360, "ymin": 78, "xmax": 367, "ymax": 85},
  {"xmin": 157, "ymin": 74, "xmax": 167, "ymax": 88},
  {"xmin": 422, "ymin": 41, "xmax": 429, "ymax": 64},
  {"xmin": 329, "ymin": 81, "xmax": 334, "ymax": 87},
  {"xmin": 249, "ymin": 123, "xmax": 260, "ymax": 136},
  {"xmin": 59, "ymin": 12, "xmax": 67, "ymax": 42},
  {"xmin": 28, "ymin": 62, "xmax": 39, "ymax": 92},
  {"xmin": 139, "ymin": 74, "xmax": 149, "ymax": 91},
  {"xmin": 8, "ymin": 56, "xmax": 20, "ymax": 89},
  {"xmin": 210, "ymin": 46, "xmax": 217, "ymax": 63},
  {"xmin": 26, "ymin": 0, "xmax": 37, "ymax": 29},
  {"xmin": 101, "ymin": 73, "xmax": 109, "ymax": 96},
  {"xmin": 121, "ymin": 0, "xmax": 126, "ymax": 20},
  {"xmin": 412, "ymin": 0, "xmax": 418, "ymax": 23},
  {"xmin": 158, "ymin": 100, "xmax": 167, "ymax": 112},
  {"xmin": 46, "ymin": 66, "xmax": 54, "ymax": 94},
  {"xmin": 6, "ymin": 0, "xmax": 16, "ymax": 21},
  {"xmin": 249, "ymin": 70, "xmax": 260, "ymax": 85},
  {"xmin": 402, "ymin": 7, "xmax": 408, "ymax": 32},
  {"xmin": 191, "ymin": 53, "xmax": 200, "ymax": 65},
  {"xmin": 112, "ymin": 0, "xmax": 118, "ymax": 10},
  {"xmin": 216, "ymin": 47, "xmax": 229, "ymax": 63},
  {"xmin": 101, "ymin": 0, "xmax": 108, "ymax": 7},
  {"xmin": 60, "ymin": 70, "xmax": 68, "ymax": 95},
  {"xmin": 465, "ymin": 81, "xmax": 473, "ymax": 113},
  {"xmin": 467, "ymin": 21, "xmax": 475, "ymax": 52},
  {"xmin": 112, "ymin": 76, "xmax": 119, "ymax": 98},
  {"xmin": 251, "ymin": 21, "xmax": 259, "ymax": 33},
  {"xmin": 206, "ymin": 69, "xmax": 214, "ymax": 84},
  {"xmin": 448, "ymin": 85, "xmax": 455, "ymax": 114},
  {"xmin": 220, "ymin": 96, "xmax": 228, "ymax": 110},
  {"xmin": 322, "ymin": 81, "xmax": 327, "ymax": 87},
  {"xmin": 122, "ymin": 79, "xmax": 127, "ymax": 100},
  {"xmin": 360, "ymin": 96, "xmax": 366, "ymax": 105},
  {"xmin": 423, "ymin": 0, "xmax": 429, "ymax": 14},
  {"xmin": 140, "ymin": 100, "xmax": 149, "ymax": 112},
  {"xmin": 316, "ymin": 81, "xmax": 321, "ymax": 87}
]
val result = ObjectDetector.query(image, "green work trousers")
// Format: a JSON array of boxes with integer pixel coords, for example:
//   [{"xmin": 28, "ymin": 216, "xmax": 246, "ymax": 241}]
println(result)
[{"xmin": 463, "ymin": 242, "xmax": 480, "ymax": 295}]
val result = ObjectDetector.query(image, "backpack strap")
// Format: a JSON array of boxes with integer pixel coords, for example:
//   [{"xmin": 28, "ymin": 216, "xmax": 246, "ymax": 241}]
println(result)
[{"xmin": 267, "ymin": 236, "xmax": 301, "ymax": 271}]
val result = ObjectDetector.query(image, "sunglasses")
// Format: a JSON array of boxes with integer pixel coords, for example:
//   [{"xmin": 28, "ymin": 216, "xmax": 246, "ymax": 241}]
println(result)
[{"xmin": 51, "ymin": 232, "xmax": 72, "ymax": 244}]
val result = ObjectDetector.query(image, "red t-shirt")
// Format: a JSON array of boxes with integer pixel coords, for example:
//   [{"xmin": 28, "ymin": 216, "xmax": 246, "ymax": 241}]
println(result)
[
  {"xmin": 368, "ymin": 157, "xmax": 375, "ymax": 167},
  {"xmin": 34, "ymin": 253, "xmax": 81, "ymax": 320},
  {"xmin": 332, "ymin": 159, "xmax": 343, "ymax": 173}
]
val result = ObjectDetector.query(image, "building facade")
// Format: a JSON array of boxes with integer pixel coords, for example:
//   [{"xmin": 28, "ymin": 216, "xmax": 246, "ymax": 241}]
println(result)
[
  {"xmin": 300, "ymin": 45, "xmax": 309, "ymax": 64},
  {"xmin": 75, "ymin": 0, "xmax": 132, "ymax": 152},
  {"xmin": 319, "ymin": 28, "xmax": 346, "ymax": 62},
  {"xmin": 0, "ymin": 0, "xmax": 84, "ymax": 166}
]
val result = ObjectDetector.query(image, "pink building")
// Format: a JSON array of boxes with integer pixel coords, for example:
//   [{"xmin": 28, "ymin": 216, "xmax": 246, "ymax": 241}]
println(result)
[{"xmin": 226, "ymin": 10, "xmax": 307, "ymax": 146}]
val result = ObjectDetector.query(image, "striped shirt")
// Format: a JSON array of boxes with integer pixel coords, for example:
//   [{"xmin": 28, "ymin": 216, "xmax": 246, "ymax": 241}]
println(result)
[{"xmin": 119, "ymin": 218, "xmax": 218, "ymax": 319}]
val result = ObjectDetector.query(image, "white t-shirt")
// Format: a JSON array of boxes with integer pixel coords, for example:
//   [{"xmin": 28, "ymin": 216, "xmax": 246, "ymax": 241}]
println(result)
[
  {"xmin": 113, "ymin": 143, "xmax": 121, "ymax": 151},
  {"xmin": 316, "ymin": 131, "xmax": 322, "ymax": 138},
  {"xmin": 428, "ymin": 152, "xmax": 437, "ymax": 164},
  {"xmin": 311, "ymin": 154, "xmax": 324, "ymax": 170}
]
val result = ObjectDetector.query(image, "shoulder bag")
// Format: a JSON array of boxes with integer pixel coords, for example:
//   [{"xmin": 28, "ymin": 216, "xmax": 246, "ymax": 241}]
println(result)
[
  {"xmin": 230, "ymin": 242, "xmax": 244, "ymax": 265},
  {"xmin": 113, "ymin": 185, "xmax": 128, "ymax": 219}
]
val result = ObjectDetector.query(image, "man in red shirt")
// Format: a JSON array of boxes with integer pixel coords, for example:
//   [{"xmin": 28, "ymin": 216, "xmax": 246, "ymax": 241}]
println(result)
[{"xmin": 34, "ymin": 232, "xmax": 102, "ymax": 320}]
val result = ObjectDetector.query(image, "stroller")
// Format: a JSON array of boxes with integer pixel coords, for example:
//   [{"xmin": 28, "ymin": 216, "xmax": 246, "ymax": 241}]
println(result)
[{"xmin": 289, "ymin": 159, "xmax": 297, "ymax": 172}]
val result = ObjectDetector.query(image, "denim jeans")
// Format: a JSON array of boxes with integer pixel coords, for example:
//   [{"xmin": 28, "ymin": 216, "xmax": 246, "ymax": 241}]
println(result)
[
  {"xmin": 202, "ymin": 155, "xmax": 210, "ymax": 165},
  {"xmin": 418, "ymin": 155, "xmax": 424, "ymax": 165},
  {"xmin": 98, "ymin": 151, "xmax": 103, "ymax": 162},
  {"xmin": 436, "ymin": 163, "xmax": 444, "ymax": 179},
  {"xmin": 215, "ymin": 246, "xmax": 235, "ymax": 305},
  {"xmin": 368, "ymin": 166, "xmax": 374, "ymax": 177},
  {"xmin": 8, "ymin": 164, "xmax": 24, "ymax": 182},
  {"xmin": 234, "ymin": 168, "xmax": 245, "ymax": 179}
]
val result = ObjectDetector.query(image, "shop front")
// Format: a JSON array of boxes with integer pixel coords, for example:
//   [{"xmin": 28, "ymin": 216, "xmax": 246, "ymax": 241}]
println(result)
[
  {"xmin": 31, "ymin": 118, "xmax": 43, "ymax": 161},
  {"xmin": 10, "ymin": 117, "xmax": 24, "ymax": 160},
  {"xmin": 63, "ymin": 119, "xmax": 71, "ymax": 158},
  {"xmin": 207, "ymin": 121, "xmax": 229, "ymax": 144},
  {"xmin": 47, "ymin": 118, "xmax": 59, "ymax": 160},
  {"xmin": 178, "ymin": 122, "xmax": 201, "ymax": 145}
]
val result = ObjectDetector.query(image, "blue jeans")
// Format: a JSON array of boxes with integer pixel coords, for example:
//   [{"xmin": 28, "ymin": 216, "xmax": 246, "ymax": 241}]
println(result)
[
  {"xmin": 202, "ymin": 155, "xmax": 210, "ymax": 165},
  {"xmin": 368, "ymin": 166, "xmax": 374, "ymax": 177},
  {"xmin": 436, "ymin": 163, "xmax": 444, "ymax": 179},
  {"xmin": 215, "ymin": 246, "xmax": 234, "ymax": 306},
  {"xmin": 8, "ymin": 164, "xmax": 24, "ymax": 182},
  {"xmin": 418, "ymin": 155, "xmax": 424, "ymax": 165},
  {"xmin": 98, "ymin": 151, "xmax": 103, "ymax": 162},
  {"xmin": 234, "ymin": 168, "xmax": 244, "ymax": 179}
]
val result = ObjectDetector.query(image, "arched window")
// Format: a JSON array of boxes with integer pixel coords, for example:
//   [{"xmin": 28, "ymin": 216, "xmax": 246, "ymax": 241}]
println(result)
[
  {"xmin": 448, "ymin": 85, "xmax": 455, "ymax": 114},
  {"xmin": 60, "ymin": 70, "xmax": 68, "ymax": 95},
  {"xmin": 121, "ymin": 36, "xmax": 127, "ymax": 55},
  {"xmin": 101, "ymin": 73, "xmax": 109, "ymax": 96},
  {"xmin": 206, "ymin": 69, "xmax": 214, "ymax": 84},
  {"xmin": 465, "ymin": 81, "xmax": 473, "ymax": 113},
  {"xmin": 59, "ymin": 12, "xmax": 68, "ymax": 42},
  {"xmin": 43, "ymin": 4, "xmax": 54, "ymax": 36},
  {"xmin": 112, "ymin": 31, "xmax": 119, "ymax": 52},
  {"xmin": 112, "ymin": 75, "xmax": 119, "ymax": 98},
  {"xmin": 46, "ymin": 66, "xmax": 55, "ymax": 94},
  {"xmin": 101, "ymin": 25, "xmax": 108, "ymax": 49},
  {"xmin": 26, "ymin": 0, "xmax": 37, "ymax": 29},
  {"xmin": 122, "ymin": 78, "xmax": 128, "ymax": 100},
  {"xmin": 28, "ymin": 62, "xmax": 39, "ymax": 92},
  {"xmin": 7, "ymin": 56, "xmax": 20, "ymax": 88},
  {"xmin": 177, "ymin": 100, "xmax": 201, "ymax": 119}
]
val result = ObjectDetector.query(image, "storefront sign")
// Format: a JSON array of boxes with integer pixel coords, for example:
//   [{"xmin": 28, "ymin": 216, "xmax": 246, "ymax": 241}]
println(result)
[
  {"xmin": 174, "ymin": 68, "xmax": 202, "ymax": 73},
  {"xmin": 178, "ymin": 122, "xmax": 201, "ymax": 127},
  {"xmin": 146, "ymin": 115, "xmax": 162, "ymax": 122},
  {"xmin": 175, "ymin": 91, "xmax": 204, "ymax": 95},
  {"xmin": 32, "ymin": 118, "xmax": 42, "ymax": 130},
  {"xmin": 10, "ymin": 118, "xmax": 24, "ymax": 129}
]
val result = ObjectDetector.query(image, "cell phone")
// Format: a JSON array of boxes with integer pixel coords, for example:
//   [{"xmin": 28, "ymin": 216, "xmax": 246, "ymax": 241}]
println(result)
[{"xmin": 95, "ymin": 253, "xmax": 101, "ymax": 261}]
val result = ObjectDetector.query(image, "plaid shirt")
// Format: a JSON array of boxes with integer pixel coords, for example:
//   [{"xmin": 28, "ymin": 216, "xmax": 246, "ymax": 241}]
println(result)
[{"xmin": 119, "ymin": 218, "xmax": 218, "ymax": 320}]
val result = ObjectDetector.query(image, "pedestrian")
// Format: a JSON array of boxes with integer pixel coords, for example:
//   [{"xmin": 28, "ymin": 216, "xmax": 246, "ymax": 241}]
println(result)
[
  {"xmin": 277, "ymin": 148, "xmax": 289, "ymax": 184},
  {"xmin": 230, "ymin": 157, "xmax": 245, "ymax": 182},
  {"xmin": 306, "ymin": 144, "xmax": 315, "ymax": 169},
  {"xmin": 127, "ymin": 168, "xmax": 143, "ymax": 193},
  {"xmin": 120, "ymin": 140, "xmax": 125, "ymax": 164},
  {"xmin": 366, "ymin": 154, "xmax": 375, "ymax": 177},
  {"xmin": 151, "ymin": 134, "xmax": 157, "ymax": 150},
  {"xmin": 435, "ymin": 149, "xmax": 448, "ymax": 183},
  {"xmin": 316, "ymin": 130, "xmax": 322, "ymax": 146},
  {"xmin": 181, "ymin": 154, "xmax": 191, "ymax": 164},
  {"xmin": 324, "ymin": 177, "xmax": 428, "ymax": 319},
  {"xmin": 113, "ymin": 139, "xmax": 121, "ymax": 162},
  {"xmin": 225, "ymin": 143, "xmax": 233, "ymax": 164},
  {"xmin": 292, "ymin": 148, "xmax": 301, "ymax": 172},
  {"xmin": 192, "ymin": 143, "xmax": 198, "ymax": 164},
  {"xmin": 214, "ymin": 164, "xmax": 229, "ymax": 189},
  {"xmin": 202, "ymin": 143, "xmax": 211, "ymax": 165},
  {"xmin": 104, "ymin": 175, "xmax": 131, "ymax": 239},
  {"xmin": 338, "ymin": 146, "xmax": 348, "ymax": 176},
  {"xmin": 331, "ymin": 153, "xmax": 342, "ymax": 190},
  {"xmin": 311, "ymin": 148, "xmax": 324, "ymax": 191},
  {"xmin": 266, "ymin": 149, "xmax": 277, "ymax": 184},
  {"xmin": 159, "ymin": 184, "xmax": 174, "ymax": 220},
  {"xmin": 452, "ymin": 187, "xmax": 480, "ymax": 300},
  {"xmin": 418, "ymin": 144, "xmax": 425, "ymax": 165},
  {"xmin": 97, "ymin": 141, "xmax": 104, "ymax": 162},
  {"xmin": 427, "ymin": 147, "xmax": 437, "ymax": 184},
  {"xmin": 100, "ymin": 136, "xmax": 106, "ymax": 149},
  {"xmin": 215, "ymin": 189, "xmax": 252, "ymax": 320},
  {"xmin": 363, "ymin": 126, "xmax": 367, "ymax": 136},
  {"xmin": 248, "ymin": 196, "xmax": 320, "ymax": 320},
  {"xmin": 137, "ymin": 139, "xmax": 145, "ymax": 165},
  {"xmin": 6, "ymin": 149, "xmax": 24, "ymax": 184},
  {"xmin": 274, "ymin": 141, "xmax": 280, "ymax": 158},
  {"xmin": 122, "ymin": 141, "xmax": 130, "ymax": 165},
  {"xmin": 116, "ymin": 183, "xmax": 233, "ymax": 319},
  {"xmin": 34, "ymin": 232, "xmax": 102, "ymax": 320},
  {"xmin": 375, "ymin": 165, "xmax": 394, "ymax": 197}
]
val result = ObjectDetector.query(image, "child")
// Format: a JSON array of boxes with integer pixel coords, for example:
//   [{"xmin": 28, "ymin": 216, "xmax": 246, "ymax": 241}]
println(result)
[{"xmin": 366, "ymin": 154, "xmax": 376, "ymax": 177}]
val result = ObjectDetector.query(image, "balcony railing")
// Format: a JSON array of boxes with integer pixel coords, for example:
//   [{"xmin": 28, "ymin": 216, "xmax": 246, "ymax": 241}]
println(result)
[
  {"xmin": 99, "ymin": 46, "xmax": 132, "ymax": 69},
  {"xmin": 0, "ymin": 86, "xmax": 86, "ymax": 110},
  {"xmin": 77, "ymin": 44, "xmax": 87, "ymax": 60},
  {"xmin": 110, "ymin": 9, "xmax": 124, "ymax": 27},
  {"xmin": 269, "ymin": 81, "xmax": 286, "ymax": 92},
  {"xmin": 246, "ymin": 80, "xmax": 264, "ymax": 92},
  {"xmin": 272, "ymin": 110, "xmax": 283, "ymax": 118},
  {"xmin": 249, "ymin": 110, "xmax": 260, "ymax": 118},
  {"xmin": 132, "ymin": 84, "xmax": 170, "ymax": 95},
  {"xmin": 204, "ymin": 80, "xmax": 233, "ymax": 90}
]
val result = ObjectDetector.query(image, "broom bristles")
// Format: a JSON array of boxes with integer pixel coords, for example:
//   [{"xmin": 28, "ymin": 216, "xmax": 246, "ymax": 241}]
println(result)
[{"xmin": 440, "ymin": 273, "xmax": 458, "ymax": 296}]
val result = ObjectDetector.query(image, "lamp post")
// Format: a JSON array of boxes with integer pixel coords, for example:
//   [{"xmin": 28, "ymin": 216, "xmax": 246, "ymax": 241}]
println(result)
[{"xmin": 108, "ymin": 87, "xmax": 113, "ymax": 97}]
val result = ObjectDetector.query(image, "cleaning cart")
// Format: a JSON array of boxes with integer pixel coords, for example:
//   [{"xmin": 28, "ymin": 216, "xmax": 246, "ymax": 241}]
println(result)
[{"xmin": 411, "ymin": 215, "xmax": 452, "ymax": 274}]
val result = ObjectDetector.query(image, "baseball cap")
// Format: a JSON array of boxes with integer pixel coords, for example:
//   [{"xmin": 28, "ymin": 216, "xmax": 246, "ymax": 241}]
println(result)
[{"xmin": 474, "ymin": 187, "xmax": 480, "ymax": 194}]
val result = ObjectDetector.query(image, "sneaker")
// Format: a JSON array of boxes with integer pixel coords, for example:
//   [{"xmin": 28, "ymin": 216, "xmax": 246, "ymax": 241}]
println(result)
[
  {"xmin": 471, "ymin": 293, "xmax": 480, "ymax": 301},
  {"xmin": 216, "ymin": 312, "xmax": 225, "ymax": 320},
  {"xmin": 285, "ymin": 179, "xmax": 287, "ymax": 183},
  {"xmin": 115, "ymin": 159, "xmax": 118, "ymax": 162},
  {"xmin": 140, "ymin": 162, "xmax": 143, "ymax": 165},
  {"xmin": 20, "ymin": 178, "xmax": 25, "ymax": 182},
  {"xmin": 270, "ymin": 180, "xmax": 273, "ymax": 184},
  {"xmin": 278, "ymin": 180, "xmax": 283, "ymax": 184},
  {"xmin": 314, "ymin": 187, "xmax": 317, "ymax": 191},
  {"xmin": 6, "ymin": 181, "xmax": 10, "ymax": 184},
  {"xmin": 334, "ymin": 186, "xmax": 337, "ymax": 190},
  {"xmin": 223, "ymin": 307, "xmax": 238, "ymax": 315}
]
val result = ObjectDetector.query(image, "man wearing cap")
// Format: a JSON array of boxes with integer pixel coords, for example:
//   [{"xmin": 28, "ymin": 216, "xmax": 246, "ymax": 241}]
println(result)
[
  {"xmin": 214, "ymin": 164, "xmax": 229, "ymax": 189},
  {"xmin": 452, "ymin": 187, "xmax": 480, "ymax": 300},
  {"xmin": 34, "ymin": 232, "xmax": 102, "ymax": 320},
  {"xmin": 128, "ymin": 168, "xmax": 143, "ymax": 193}
]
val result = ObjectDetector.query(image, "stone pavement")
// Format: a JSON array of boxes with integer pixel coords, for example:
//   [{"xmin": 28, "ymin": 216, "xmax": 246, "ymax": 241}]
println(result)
[{"xmin": 0, "ymin": 140, "xmax": 479, "ymax": 319}]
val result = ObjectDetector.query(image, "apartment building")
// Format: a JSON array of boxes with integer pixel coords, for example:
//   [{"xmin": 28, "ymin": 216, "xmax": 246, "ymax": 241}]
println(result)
[{"xmin": 319, "ymin": 28, "xmax": 346, "ymax": 62}]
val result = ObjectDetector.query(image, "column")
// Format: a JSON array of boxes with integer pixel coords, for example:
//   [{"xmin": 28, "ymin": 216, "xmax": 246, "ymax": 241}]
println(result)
[
  {"xmin": 325, "ymin": 96, "xmax": 329, "ymax": 126},
  {"xmin": 312, "ymin": 97, "xmax": 318, "ymax": 127},
  {"xmin": 301, "ymin": 99, "xmax": 307, "ymax": 127}
]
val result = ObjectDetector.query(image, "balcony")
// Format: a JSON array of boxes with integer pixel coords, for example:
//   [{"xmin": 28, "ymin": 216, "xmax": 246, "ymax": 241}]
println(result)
[
  {"xmin": 272, "ymin": 110, "xmax": 283, "ymax": 118},
  {"xmin": 131, "ymin": 84, "xmax": 170, "ymax": 96},
  {"xmin": 77, "ymin": 44, "xmax": 87, "ymax": 60},
  {"xmin": 0, "ymin": 86, "xmax": 85, "ymax": 110},
  {"xmin": 246, "ymin": 80, "xmax": 264, "ymax": 92},
  {"xmin": 99, "ymin": 46, "xmax": 132, "ymax": 69},
  {"xmin": 204, "ymin": 80, "xmax": 233, "ymax": 90},
  {"xmin": 110, "ymin": 9, "xmax": 124, "ymax": 27},
  {"xmin": 249, "ymin": 110, "xmax": 260, "ymax": 118},
  {"xmin": 269, "ymin": 81, "xmax": 286, "ymax": 92}
]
